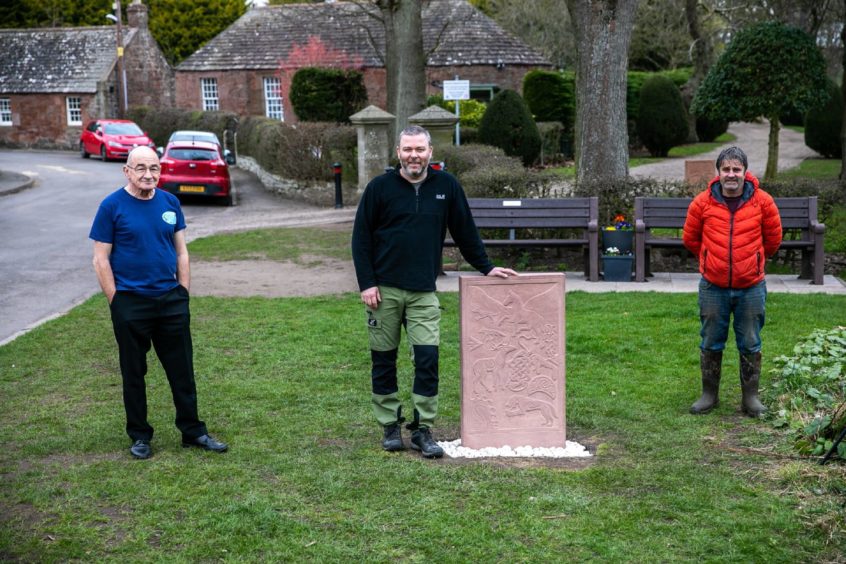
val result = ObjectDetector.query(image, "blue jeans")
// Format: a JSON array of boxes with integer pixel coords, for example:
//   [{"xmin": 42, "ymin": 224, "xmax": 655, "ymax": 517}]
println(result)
[{"xmin": 698, "ymin": 278, "xmax": 767, "ymax": 354}]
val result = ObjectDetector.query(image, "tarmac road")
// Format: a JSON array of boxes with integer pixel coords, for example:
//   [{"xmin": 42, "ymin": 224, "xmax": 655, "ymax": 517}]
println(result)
[{"xmin": 0, "ymin": 149, "xmax": 354, "ymax": 345}]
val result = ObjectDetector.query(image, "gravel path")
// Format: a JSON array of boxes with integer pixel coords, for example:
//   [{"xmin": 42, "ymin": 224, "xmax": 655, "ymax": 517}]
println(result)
[{"xmin": 629, "ymin": 120, "xmax": 818, "ymax": 180}]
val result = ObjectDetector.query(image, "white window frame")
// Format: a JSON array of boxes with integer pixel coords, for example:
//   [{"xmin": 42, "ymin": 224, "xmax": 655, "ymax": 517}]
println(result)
[
  {"xmin": 263, "ymin": 77, "xmax": 284, "ymax": 121},
  {"xmin": 201, "ymin": 78, "xmax": 219, "ymax": 111},
  {"xmin": 66, "ymin": 97, "xmax": 82, "ymax": 125},
  {"xmin": 0, "ymin": 98, "xmax": 11, "ymax": 126}
]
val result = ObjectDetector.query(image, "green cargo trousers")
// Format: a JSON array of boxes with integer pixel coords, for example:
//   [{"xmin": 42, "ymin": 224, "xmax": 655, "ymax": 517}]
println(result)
[{"xmin": 366, "ymin": 286, "xmax": 440, "ymax": 429}]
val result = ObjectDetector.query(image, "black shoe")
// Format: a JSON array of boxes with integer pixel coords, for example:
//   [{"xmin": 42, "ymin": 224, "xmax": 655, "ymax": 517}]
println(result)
[
  {"xmin": 410, "ymin": 427, "xmax": 444, "ymax": 459},
  {"xmin": 182, "ymin": 434, "xmax": 228, "ymax": 453},
  {"xmin": 130, "ymin": 439, "xmax": 151, "ymax": 459},
  {"xmin": 382, "ymin": 423, "xmax": 405, "ymax": 451}
]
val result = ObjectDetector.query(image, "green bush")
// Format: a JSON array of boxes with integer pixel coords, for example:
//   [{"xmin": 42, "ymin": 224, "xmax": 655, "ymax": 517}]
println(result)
[
  {"xmin": 695, "ymin": 115, "xmax": 729, "ymax": 143},
  {"xmin": 425, "ymin": 95, "xmax": 487, "ymax": 127},
  {"xmin": 477, "ymin": 89, "xmax": 542, "ymax": 166},
  {"xmin": 436, "ymin": 143, "xmax": 523, "ymax": 177},
  {"xmin": 522, "ymin": 70, "xmax": 575, "ymax": 126},
  {"xmin": 805, "ymin": 79, "xmax": 842, "ymax": 159},
  {"xmin": 572, "ymin": 177, "xmax": 694, "ymax": 228},
  {"xmin": 289, "ymin": 67, "xmax": 368, "ymax": 123},
  {"xmin": 460, "ymin": 166, "xmax": 558, "ymax": 199},
  {"xmin": 636, "ymin": 75, "xmax": 689, "ymax": 157},
  {"xmin": 128, "ymin": 106, "xmax": 239, "ymax": 149},
  {"xmin": 764, "ymin": 326, "xmax": 846, "ymax": 459}
]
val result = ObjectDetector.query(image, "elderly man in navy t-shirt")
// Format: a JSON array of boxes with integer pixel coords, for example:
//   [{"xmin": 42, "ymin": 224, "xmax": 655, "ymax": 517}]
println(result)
[{"xmin": 90, "ymin": 146, "xmax": 227, "ymax": 460}]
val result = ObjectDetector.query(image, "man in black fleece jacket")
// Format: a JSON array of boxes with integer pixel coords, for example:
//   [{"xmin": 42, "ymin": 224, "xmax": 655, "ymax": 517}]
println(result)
[{"xmin": 351, "ymin": 125, "xmax": 516, "ymax": 458}]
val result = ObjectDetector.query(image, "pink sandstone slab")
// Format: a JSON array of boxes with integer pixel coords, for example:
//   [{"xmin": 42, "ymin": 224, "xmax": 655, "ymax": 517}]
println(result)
[
  {"xmin": 685, "ymin": 159, "xmax": 714, "ymax": 188},
  {"xmin": 459, "ymin": 273, "xmax": 566, "ymax": 449}
]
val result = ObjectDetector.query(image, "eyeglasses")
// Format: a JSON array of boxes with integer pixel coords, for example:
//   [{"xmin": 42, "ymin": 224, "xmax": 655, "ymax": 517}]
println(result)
[{"xmin": 129, "ymin": 165, "xmax": 161, "ymax": 175}]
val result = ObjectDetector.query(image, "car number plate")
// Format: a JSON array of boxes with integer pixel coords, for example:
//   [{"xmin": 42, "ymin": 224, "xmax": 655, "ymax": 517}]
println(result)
[{"xmin": 179, "ymin": 185, "xmax": 205, "ymax": 193}]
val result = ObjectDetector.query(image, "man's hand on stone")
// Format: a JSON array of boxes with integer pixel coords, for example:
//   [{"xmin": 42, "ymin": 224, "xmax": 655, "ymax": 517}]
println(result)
[{"xmin": 487, "ymin": 267, "xmax": 518, "ymax": 278}]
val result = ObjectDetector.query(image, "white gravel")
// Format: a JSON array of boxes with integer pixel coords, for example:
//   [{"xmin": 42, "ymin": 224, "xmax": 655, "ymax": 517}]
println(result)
[{"xmin": 438, "ymin": 439, "xmax": 592, "ymax": 459}]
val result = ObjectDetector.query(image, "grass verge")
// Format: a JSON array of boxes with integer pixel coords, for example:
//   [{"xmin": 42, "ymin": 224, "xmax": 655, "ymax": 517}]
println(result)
[{"xmin": 1, "ymin": 289, "xmax": 845, "ymax": 561}]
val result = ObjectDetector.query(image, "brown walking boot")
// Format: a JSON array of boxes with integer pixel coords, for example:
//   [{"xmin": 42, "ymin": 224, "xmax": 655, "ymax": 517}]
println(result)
[
  {"xmin": 690, "ymin": 350, "xmax": 722, "ymax": 414},
  {"xmin": 740, "ymin": 352, "xmax": 766, "ymax": 418}
]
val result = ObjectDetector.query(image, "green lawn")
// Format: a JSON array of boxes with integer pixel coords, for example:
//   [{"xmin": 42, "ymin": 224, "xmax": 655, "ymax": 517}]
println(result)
[{"xmin": 2, "ymin": 284, "xmax": 845, "ymax": 560}]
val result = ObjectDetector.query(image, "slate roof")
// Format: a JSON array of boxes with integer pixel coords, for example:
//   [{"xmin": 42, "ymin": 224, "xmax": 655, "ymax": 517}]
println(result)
[
  {"xmin": 0, "ymin": 27, "xmax": 134, "ymax": 94},
  {"xmin": 177, "ymin": 0, "xmax": 550, "ymax": 71}
]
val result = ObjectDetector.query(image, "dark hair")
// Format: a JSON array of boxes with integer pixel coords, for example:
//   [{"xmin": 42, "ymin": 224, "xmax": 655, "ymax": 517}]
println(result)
[
  {"xmin": 716, "ymin": 146, "xmax": 748, "ymax": 171},
  {"xmin": 397, "ymin": 125, "xmax": 431, "ymax": 146}
]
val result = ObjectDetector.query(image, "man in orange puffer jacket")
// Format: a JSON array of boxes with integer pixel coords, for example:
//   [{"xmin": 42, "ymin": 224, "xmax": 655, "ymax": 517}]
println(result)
[{"xmin": 683, "ymin": 146, "xmax": 782, "ymax": 417}]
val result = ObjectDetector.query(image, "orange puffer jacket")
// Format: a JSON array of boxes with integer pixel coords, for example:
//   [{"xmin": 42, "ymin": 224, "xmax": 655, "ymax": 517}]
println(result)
[{"xmin": 683, "ymin": 172, "xmax": 782, "ymax": 288}]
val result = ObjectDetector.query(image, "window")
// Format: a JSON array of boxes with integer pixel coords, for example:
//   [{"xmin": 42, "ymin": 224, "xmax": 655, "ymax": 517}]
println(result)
[
  {"xmin": 0, "ymin": 98, "xmax": 11, "ymax": 126},
  {"xmin": 201, "ymin": 78, "xmax": 219, "ymax": 111},
  {"xmin": 66, "ymin": 97, "xmax": 82, "ymax": 125},
  {"xmin": 263, "ymin": 77, "xmax": 284, "ymax": 121}
]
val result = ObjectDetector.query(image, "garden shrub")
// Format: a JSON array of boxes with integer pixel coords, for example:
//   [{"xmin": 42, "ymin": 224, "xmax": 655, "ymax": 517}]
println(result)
[
  {"xmin": 522, "ymin": 70, "xmax": 575, "ymax": 126},
  {"xmin": 460, "ymin": 166, "xmax": 557, "ymax": 199},
  {"xmin": 425, "ymin": 95, "xmax": 487, "ymax": 127},
  {"xmin": 289, "ymin": 67, "xmax": 368, "ymax": 123},
  {"xmin": 536, "ymin": 121, "xmax": 565, "ymax": 164},
  {"xmin": 805, "ymin": 79, "xmax": 842, "ymax": 159},
  {"xmin": 276, "ymin": 122, "xmax": 357, "ymax": 182},
  {"xmin": 477, "ymin": 89, "xmax": 541, "ymax": 166},
  {"xmin": 436, "ymin": 143, "xmax": 523, "ymax": 178},
  {"xmin": 695, "ymin": 114, "xmax": 729, "ymax": 143},
  {"xmin": 572, "ymin": 177, "xmax": 693, "ymax": 228},
  {"xmin": 128, "ymin": 106, "xmax": 238, "ymax": 149},
  {"xmin": 765, "ymin": 326, "xmax": 846, "ymax": 459},
  {"xmin": 636, "ymin": 74, "xmax": 689, "ymax": 157}
]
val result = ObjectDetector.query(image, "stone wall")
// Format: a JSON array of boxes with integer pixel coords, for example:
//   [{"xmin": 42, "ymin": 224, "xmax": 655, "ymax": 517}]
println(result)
[{"xmin": 237, "ymin": 155, "xmax": 360, "ymax": 207}]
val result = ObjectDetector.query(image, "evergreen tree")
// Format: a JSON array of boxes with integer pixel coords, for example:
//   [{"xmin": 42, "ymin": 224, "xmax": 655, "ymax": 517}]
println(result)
[
  {"xmin": 636, "ymin": 75, "xmax": 688, "ymax": 157},
  {"xmin": 805, "ymin": 79, "xmax": 842, "ymax": 159},
  {"xmin": 692, "ymin": 22, "xmax": 828, "ymax": 178},
  {"xmin": 477, "ymin": 89, "xmax": 541, "ymax": 166}
]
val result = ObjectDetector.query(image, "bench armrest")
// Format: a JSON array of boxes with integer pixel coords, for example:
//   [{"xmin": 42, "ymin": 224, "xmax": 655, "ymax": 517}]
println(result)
[
  {"xmin": 588, "ymin": 219, "xmax": 598, "ymax": 232},
  {"xmin": 811, "ymin": 219, "xmax": 826, "ymax": 234},
  {"xmin": 635, "ymin": 220, "xmax": 646, "ymax": 233}
]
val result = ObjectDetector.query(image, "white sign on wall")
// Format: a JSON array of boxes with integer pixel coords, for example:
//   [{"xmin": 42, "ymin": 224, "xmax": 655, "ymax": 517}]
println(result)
[{"xmin": 443, "ymin": 80, "xmax": 470, "ymax": 101}]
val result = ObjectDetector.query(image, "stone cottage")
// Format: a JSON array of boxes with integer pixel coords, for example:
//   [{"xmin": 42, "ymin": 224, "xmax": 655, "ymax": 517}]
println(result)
[
  {"xmin": 0, "ymin": 0, "xmax": 172, "ymax": 149},
  {"xmin": 175, "ymin": 0, "xmax": 551, "ymax": 123}
]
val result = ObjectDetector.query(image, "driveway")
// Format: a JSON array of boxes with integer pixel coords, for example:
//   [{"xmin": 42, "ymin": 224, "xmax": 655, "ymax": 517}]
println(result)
[{"xmin": 630, "ymin": 120, "xmax": 817, "ymax": 180}]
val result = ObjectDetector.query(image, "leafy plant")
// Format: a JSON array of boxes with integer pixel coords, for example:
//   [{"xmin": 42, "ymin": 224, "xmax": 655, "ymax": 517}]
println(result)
[
  {"xmin": 765, "ymin": 326, "xmax": 846, "ymax": 458},
  {"xmin": 477, "ymin": 89, "xmax": 541, "ymax": 166}
]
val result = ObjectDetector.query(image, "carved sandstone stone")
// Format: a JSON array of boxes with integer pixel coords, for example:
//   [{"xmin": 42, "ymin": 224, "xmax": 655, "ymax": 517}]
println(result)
[{"xmin": 459, "ymin": 273, "xmax": 566, "ymax": 449}]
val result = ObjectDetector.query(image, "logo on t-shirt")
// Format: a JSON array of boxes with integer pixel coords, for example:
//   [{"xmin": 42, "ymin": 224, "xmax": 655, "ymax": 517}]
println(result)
[{"xmin": 162, "ymin": 211, "xmax": 177, "ymax": 225}]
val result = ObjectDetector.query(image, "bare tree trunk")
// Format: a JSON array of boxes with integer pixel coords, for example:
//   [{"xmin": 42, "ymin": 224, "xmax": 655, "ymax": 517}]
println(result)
[
  {"xmin": 379, "ymin": 0, "xmax": 427, "ymax": 141},
  {"xmin": 680, "ymin": 0, "xmax": 711, "ymax": 143},
  {"xmin": 566, "ymin": 0, "xmax": 639, "ymax": 184},
  {"xmin": 765, "ymin": 116, "xmax": 780, "ymax": 180},
  {"xmin": 841, "ymin": 0, "xmax": 846, "ymax": 181}
]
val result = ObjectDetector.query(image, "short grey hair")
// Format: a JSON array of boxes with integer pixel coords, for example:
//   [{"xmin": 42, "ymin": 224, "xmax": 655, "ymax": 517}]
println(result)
[
  {"xmin": 397, "ymin": 125, "xmax": 431, "ymax": 147},
  {"xmin": 716, "ymin": 146, "xmax": 748, "ymax": 171}
]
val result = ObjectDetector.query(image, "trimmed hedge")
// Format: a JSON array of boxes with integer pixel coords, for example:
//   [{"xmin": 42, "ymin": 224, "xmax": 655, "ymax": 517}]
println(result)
[
  {"xmin": 289, "ymin": 67, "xmax": 368, "ymax": 123},
  {"xmin": 804, "ymin": 79, "xmax": 842, "ymax": 159},
  {"xmin": 130, "ymin": 107, "xmax": 357, "ymax": 185},
  {"xmin": 636, "ymin": 75, "xmax": 689, "ymax": 157},
  {"xmin": 477, "ymin": 89, "xmax": 541, "ymax": 166}
]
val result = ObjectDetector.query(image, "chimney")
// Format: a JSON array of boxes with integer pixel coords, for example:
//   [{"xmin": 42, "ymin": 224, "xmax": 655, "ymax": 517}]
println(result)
[{"xmin": 127, "ymin": 0, "xmax": 148, "ymax": 29}]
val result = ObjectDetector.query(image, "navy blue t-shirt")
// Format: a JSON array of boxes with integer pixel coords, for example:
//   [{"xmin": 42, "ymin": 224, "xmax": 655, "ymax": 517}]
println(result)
[{"xmin": 89, "ymin": 188, "xmax": 187, "ymax": 296}]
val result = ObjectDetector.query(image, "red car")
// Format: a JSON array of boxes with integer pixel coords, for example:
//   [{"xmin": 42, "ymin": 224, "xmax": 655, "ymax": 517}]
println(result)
[
  {"xmin": 79, "ymin": 119, "xmax": 155, "ymax": 161},
  {"xmin": 157, "ymin": 140, "xmax": 234, "ymax": 206}
]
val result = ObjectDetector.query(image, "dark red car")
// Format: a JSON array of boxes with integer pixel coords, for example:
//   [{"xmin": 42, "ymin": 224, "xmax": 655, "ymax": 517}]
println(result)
[
  {"xmin": 157, "ymin": 140, "xmax": 234, "ymax": 206},
  {"xmin": 79, "ymin": 119, "xmax": 155, "ymax": 161}
]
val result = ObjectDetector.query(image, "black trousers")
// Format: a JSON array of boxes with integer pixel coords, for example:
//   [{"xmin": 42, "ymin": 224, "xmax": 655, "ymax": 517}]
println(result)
[{"xmin": 109, "ymin": 286, "xmax": 207, "ymax": 441}]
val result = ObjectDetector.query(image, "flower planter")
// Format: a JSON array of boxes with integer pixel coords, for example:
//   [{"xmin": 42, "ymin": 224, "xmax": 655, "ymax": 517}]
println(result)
[
  {"xmin": 602, "ymin": 229, "xmax": 634, "ymax": 255},
  {"xmin": 602, "ymin": 255, "xmax": 633, "ymax": 282}
]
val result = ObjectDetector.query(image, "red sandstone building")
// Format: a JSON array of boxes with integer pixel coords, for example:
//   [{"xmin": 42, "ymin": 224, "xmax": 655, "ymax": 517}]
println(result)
[{"xmin": 0, "ymin": 0, "xmax": 549, "ymax": 148}]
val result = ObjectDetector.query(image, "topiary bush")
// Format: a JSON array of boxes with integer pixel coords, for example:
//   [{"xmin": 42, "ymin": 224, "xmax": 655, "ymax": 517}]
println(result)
[
  {"xmin": 804, "ymin": 79, "xmax": 842, "ymax": 159},
  {"xmin": 289, "ymin": 67, "xmax": 368, "ymax": 123},
  {"xmin": 477, "ymin": 89, "xmax": 542, "ymax": 166},
  {"xmin": 695, "ymin": 115, "xmax": 729, "ymax": 143},
  {"xmin": 522, "ymin": 70, "xmax": 575, "ymax": 158},
  {"xmin": 636, "ymin": 75, "xmax": 689, "ymax": 157}
]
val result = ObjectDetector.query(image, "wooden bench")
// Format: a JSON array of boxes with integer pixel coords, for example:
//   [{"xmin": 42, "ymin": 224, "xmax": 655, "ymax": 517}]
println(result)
[
  {"xmin": 444, "ymin": 197, "xmax": 600, "ymax": 281},
  {"xmin": 634, "ymin": 196, "xmax": 825, "ymax": 284}
]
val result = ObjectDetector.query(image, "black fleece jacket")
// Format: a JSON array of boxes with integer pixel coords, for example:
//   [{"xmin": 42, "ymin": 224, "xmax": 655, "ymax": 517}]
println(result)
[{"xmin": 351, "ymin": 166, "xmax": 494, "ymax": 292}]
